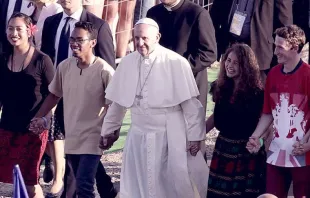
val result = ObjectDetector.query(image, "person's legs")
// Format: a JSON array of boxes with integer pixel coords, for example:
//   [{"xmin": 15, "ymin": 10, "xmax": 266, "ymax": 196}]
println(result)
[
  {"xmin": 83, "ymin": 0, "xmax": 105, "ymax": 18},
  {"xmin": 26, "ymin": 185, "xmax": 44, "ymax": 198},
  {"xmin": 291, "ymin": 166, "xmax": 310, "ymax": 198},
  {"xmin": 25, "ymin": 131, "xmax": 48, "ymax": 198},
  {"xmin": 115, "ymin": 0, "xmax": 136, "ymax": 58},
  {"xmin": 76, "ymin": 155, "xmax": 101, "ymax": 198},
  {"xmin": 63, "ymin": 154, "xmax": 80, "ymax": 198},
  {"xmin": 102, "ymin": 0, "xmax": 119, "ymax": 34},
  {"xmin": 266, "ymin": 164, "xmax": 292, "ymax": 198},
  {"xmin": 141, "ymin": 0, "xmax": 156, "ymax": 18},
  {"xmin": 42, "ymin": 149, "xmax": 54, "ymax": 183},
  {"xmin": 49, "ymin": 103, "xmax": 66, "ymax": 195},
  {"xmin": 102, "ymin": 0, "xmax": 119, "ymax": 49},
  {"xmin": 49, "ymin": 139, "xmax": 65, "ymax": 194},
  {"xmin": 96, "ymin": 161, "xmax": 118, "ymax": 198}
]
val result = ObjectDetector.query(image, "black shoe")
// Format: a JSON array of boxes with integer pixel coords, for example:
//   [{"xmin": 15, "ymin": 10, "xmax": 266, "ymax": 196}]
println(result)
[
  {"xmin": 43, "ymin": 157, "xmax": 54, "ymax": 183},
  {"xmin": 45, "ymin": 185, "xmax": 64, "ymax": 198}
]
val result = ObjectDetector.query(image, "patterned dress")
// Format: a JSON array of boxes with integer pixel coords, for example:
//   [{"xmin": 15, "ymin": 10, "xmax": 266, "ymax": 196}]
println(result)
[{"xmin": 207, "ymin": 85, "xmax": 266, "ymax": 198}]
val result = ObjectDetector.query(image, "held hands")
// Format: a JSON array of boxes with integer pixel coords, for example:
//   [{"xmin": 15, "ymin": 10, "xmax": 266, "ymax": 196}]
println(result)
[
  {"xmin": 99, "ymin": 130, "xmax": 120, "ymax": 150},
  {"xmin": 29, "ymin": 117, "xmax": 47, "ymax": 135},
  {"xmin": 246, "ymin": 136, "xmax": 262, "ymax": 154},
  {"xmin": 187, "ymin": 141, "xmax": 201, "ymax": 156},
  {"xmin": 292, "ymin": 139, "xmax": 310, "ymax": 156}
]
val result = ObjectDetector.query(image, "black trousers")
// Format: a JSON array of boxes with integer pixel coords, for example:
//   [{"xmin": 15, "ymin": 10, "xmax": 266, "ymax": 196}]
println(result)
[{"xmin": 61, "ymin": 155, "xmax": 117, "ymax": 198}]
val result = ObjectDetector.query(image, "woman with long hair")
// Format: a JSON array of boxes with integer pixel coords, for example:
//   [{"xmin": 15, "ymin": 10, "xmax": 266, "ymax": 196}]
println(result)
[
  {"xmin": 0, "ymin": 13, "xmax": 54, "ymax": 197},
  {"xmin": 206, "ymin": 44, "xmax": 266, "ymax": 198}
]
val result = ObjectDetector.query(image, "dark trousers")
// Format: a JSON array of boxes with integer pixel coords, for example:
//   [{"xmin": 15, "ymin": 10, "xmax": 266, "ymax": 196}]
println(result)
[
  {"xmin": 63, "ymin": 154, "xmax": 100, "ymax": 198},
  {"xmin": 61, "ymin": 154, "xmax": 117, "ymax": 198}
]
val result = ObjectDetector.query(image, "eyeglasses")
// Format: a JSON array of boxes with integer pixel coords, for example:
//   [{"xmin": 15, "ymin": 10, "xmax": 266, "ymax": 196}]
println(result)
[{"xmin": 69, "ymin": 37, "xmax": 91, "ymax": 45}]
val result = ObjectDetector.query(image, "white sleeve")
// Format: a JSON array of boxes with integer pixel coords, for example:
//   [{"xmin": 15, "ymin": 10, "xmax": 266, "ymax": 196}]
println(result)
[
  {"xmin": 181, "ymin": 98, "xmax": 206, "ymax": 141},
  {"xmin": 101, "ymin": 102, "xmax": 127, "ymax": 136}
]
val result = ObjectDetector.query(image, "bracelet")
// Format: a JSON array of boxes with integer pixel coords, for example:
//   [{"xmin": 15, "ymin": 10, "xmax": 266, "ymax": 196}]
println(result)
[
  {"xmin": 41, "ymin": 116, "xmax": 48, "ymax": 128},
  {"xmin": 259, "ymin": 138, "xmax": 264, "ymax": 147}
]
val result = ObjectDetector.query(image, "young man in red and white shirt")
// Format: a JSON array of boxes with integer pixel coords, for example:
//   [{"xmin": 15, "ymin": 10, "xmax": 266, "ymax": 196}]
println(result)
[{"xmin": 247, "ymin": 25, "xmax": 310, "ymax": 198}]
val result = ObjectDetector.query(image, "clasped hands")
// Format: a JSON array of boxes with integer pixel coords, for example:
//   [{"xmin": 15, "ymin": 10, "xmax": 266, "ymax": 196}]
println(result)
[
  {"xmin": 187, "ymin": 141, "xmax": 201, "ymax": 156},
  {"xmin": 99, "ymin": 130, "xmax": 120, "ymax": 150},
  {"xmin": 28, "ymin": 117, "xmax": 47, "ymax": 135},
  {"xmin": 246, "ymin": 136, "xmax": 310, "ymax": 156}
]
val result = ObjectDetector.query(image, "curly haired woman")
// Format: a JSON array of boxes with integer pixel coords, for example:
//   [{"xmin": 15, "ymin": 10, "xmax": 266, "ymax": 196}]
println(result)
[{"xmin": 206, "ymin": 44, "xmax": 266, "ymax": 198}]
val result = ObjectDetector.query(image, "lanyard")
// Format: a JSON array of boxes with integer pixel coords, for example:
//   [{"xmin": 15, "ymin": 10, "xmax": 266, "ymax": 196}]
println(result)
[{"xmin": 236, "ymin": 0, "xmax": 250, "ymax": 12}]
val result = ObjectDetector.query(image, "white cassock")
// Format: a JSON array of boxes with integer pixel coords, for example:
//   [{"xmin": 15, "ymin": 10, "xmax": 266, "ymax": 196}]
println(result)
[{"xmin": 101, "ymin": 45, "xmax": 209, "ymax": 198}]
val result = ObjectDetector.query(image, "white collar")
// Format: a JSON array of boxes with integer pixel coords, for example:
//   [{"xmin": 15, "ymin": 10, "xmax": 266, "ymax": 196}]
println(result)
[
  {"xmin": 62, "ymin": 7, "xmax": 83, "ymax": 21},
  {"xmin": 164, "ymin": 0, "xmax": 181, "ymax": 11}
]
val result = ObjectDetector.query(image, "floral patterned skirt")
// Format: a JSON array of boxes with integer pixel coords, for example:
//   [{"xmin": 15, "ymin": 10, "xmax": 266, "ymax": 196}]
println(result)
[
  {"xmin": 207, "ymin": 134, "xmax": 266, "ymax": 198},
  {"xmin": 48, "ymin": 99, "xmax": 65, "ymax": 141},
  {"xmin": 0, "ymin": 129, "xmax": 48, "ymax": 185}
]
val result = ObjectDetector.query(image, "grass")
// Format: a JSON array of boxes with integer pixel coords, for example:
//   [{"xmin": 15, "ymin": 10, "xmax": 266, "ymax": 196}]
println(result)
[{"xmin": 106, "ymin": 66, "xmax": 219, "ymax": 153}]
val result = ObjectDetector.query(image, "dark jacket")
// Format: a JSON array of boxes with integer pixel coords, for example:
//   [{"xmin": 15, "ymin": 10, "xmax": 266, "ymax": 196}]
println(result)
[
  {"xmin": 210, "ymin": 0, "xmax": 292, "ymax": 70},
  {"xmin": 0, "ymin": 0, "xmax": 10, "ymax": 53},
  {"xmin": 147, "ymin": 0, "xmax": 217, "ymax": 109},
  {"xmin": 293, "ymin": 0, "xmax": 309, "ymax": 42},
  {"xmin": 41, "ymin": 9, "xmax": 115, "ymax": 68},
  {"xmin": 147, "ymin": 0, "xmax": 217, "ymax": 74}
]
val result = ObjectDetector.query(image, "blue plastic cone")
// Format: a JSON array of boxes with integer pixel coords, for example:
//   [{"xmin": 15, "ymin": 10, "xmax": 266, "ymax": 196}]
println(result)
[{"xmin": 13, "ymin": 165, "xmax": 29, "ymax": 198}]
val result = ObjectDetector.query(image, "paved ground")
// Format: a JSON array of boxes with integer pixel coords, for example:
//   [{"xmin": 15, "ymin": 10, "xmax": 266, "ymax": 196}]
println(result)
[{"xmin": 0, "ymin": 130, "xmax": 294, "ymax": 198}]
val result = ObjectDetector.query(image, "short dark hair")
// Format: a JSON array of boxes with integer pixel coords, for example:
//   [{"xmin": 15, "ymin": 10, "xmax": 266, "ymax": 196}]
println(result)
[
  {"xmin": 274, "ymin": 25, "xmax": 306, "ymax": 53},
  {"xmin": 74, "ymin": 21, "xmax": 98, "ymax": 40},
  {"xmin": 8, "ymin": 12, "xmax": 33, "ymax": 29}
]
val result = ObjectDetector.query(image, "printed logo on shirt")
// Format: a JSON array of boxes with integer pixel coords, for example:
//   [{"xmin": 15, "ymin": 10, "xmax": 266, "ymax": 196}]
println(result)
[{"xmin": 267, "ymin": 93, "xmax": 308, "ymax": 167}]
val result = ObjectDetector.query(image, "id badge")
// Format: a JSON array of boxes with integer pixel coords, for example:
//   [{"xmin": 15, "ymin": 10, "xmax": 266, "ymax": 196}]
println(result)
[{"xmin": 229, "ymin": 11, "xmax": 247, "ymax": 36}]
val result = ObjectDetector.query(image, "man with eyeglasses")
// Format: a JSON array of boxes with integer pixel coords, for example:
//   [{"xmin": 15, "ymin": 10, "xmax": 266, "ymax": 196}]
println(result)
[
  {"xmin": 30, "ymin": 21, "xmax": 115, "ymax": 198},
  {"xmin": 40, "ymin": 0, "xmax": 116, "ymax": 197}
]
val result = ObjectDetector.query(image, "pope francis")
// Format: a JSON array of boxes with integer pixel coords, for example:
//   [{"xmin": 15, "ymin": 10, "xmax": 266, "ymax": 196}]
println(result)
[{"xmin": 100, "ymin": 18, "xmax": 209, "ymax": 198}]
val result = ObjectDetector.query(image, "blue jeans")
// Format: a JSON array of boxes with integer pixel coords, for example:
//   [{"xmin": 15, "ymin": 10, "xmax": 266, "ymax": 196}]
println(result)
[{"xmin": 65, "ymin": 154, "xmax": 101, "ymax": 198}]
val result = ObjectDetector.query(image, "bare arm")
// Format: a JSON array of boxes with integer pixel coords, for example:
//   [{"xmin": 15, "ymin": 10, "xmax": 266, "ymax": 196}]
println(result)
[
  {"xmin": 29, "ymin": 93, "xmax": 60, "ymax": 134},
  {"xmin": 251, "ymin": 114, "xmax": 274, "ymax": 138},
  {"xmin": 35, "ymin": 93, "xmax": 60, "ymax": 118},
  {"xmin": 246, "ymin": 114, "xmax": 273, "ymax": 153}
]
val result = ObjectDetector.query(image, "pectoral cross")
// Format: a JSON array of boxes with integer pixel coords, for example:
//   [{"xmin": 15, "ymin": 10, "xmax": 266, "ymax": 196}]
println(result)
[{"xmin": 136, "ymin": 95, "xmax": 143, "ymax": 106}]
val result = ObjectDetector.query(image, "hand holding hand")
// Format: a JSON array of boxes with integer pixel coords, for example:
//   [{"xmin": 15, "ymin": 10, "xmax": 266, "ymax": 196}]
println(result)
[
  {"xmin": 187, "ymin": 141, "xmax": 201, "ymax": 156},
  {"xmin": 99, "ymin": 130, "xmax": 120, "ymax": 150},
  {"xmin": 246, "ymin": 136, "xmax": 261, "ymax": 154},
  {"xmin": 292, "ymin": 140, "xmax": 310, "ymax": 156},
  {"xmin": 29, "ymin": 117, "xmax": 47, "ymax": 135}
]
